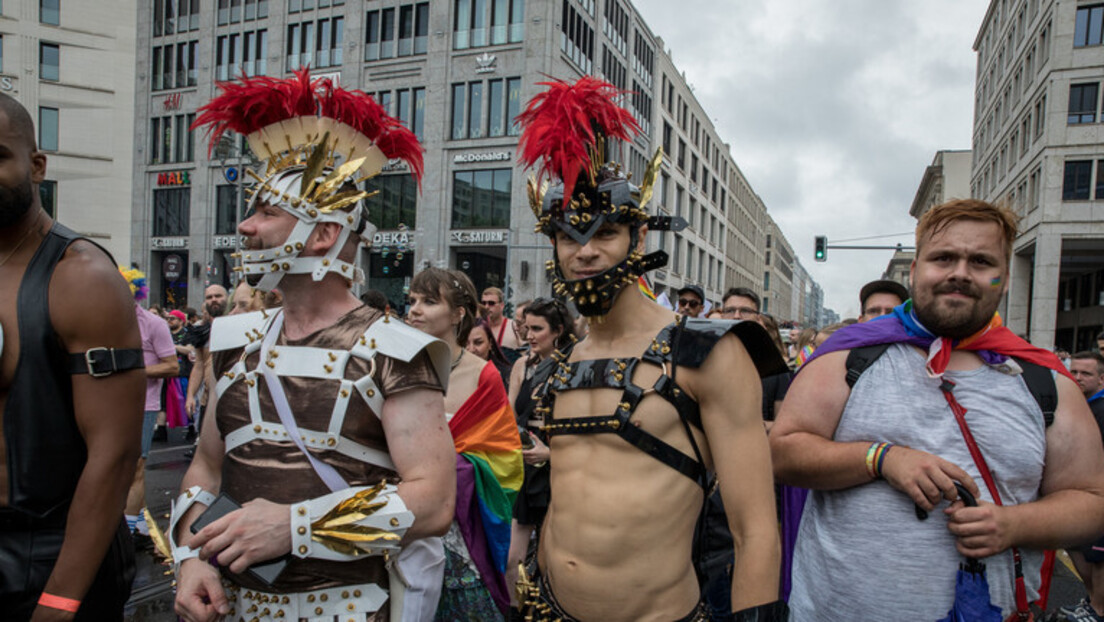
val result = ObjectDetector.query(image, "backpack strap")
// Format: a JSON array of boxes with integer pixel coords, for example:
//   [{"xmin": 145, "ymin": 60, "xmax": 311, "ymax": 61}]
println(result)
[
  {"xmin": 1016, "ymin": 359, "xmax": 1056, "ymax": 428},
  {"xmin": 844, "ymin": 343, "xmax": 893, "ymax": 388}
]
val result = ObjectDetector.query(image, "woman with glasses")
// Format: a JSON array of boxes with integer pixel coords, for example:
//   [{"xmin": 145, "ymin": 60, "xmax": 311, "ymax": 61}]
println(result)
[
  {"xmin": 407, "ymin": 268, "xmax": 523, "ymax": 620},
  {"xmin": 505, "ymin": 297, "xmax": 575, "ymax": 606}
]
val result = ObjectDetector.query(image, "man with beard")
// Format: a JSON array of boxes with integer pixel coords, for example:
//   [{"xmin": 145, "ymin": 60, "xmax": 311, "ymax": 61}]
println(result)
[
  {"xmin": 171, "ymin": 71, "xmax": 455, "ymax": 622},
  {"xmin": 184, "ymin": 284, "xmax": 227, "ymax": 429},
  {"xmin": 513, "ymin": 78, "xmax": 788, "ymax": 621},
  {"xmin": 771, "ymin": 199, "xmax": 1104, "ymax": 620},
  {"xmin": 0, "ymin": 93, "xmax": 144, "ymax": 618}
]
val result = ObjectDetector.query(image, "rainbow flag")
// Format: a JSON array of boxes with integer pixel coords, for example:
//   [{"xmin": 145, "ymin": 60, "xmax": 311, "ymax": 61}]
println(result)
[
  {"xmin": 637, "ymin": 274, "xmax": 656, "ymax": 301},
  {"xmin": 448, "ymin": 361, "xmax": 523, "ymax": 614}
]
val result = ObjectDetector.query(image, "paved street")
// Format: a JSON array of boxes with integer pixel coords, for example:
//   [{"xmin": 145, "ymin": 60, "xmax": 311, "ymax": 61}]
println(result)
[{"xmin": 123, "ymin": 428, "xmax": 1090, "ymax": 621}]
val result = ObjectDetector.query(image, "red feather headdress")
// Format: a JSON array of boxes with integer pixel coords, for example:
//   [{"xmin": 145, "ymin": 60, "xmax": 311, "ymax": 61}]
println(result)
[
  {"xmin": 516, "ymin": 77, "xmax": 640, "ymax": 204},
  {"xmin": 191, "ymin": 68, "xmax": 423, "ymax": 185}
]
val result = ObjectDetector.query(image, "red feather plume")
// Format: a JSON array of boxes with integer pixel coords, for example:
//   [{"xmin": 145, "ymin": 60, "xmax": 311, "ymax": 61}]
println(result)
[
  {"xmin": 192, "ymin": 67, "xmax": 317, "ymax": 155},
  {"xmin": 516, "ymin": 77, "xmax": 641, "ymax": 203},
  {"xmin": 316, "ymin": 81, "xmax": 424, "ymax": 186}
]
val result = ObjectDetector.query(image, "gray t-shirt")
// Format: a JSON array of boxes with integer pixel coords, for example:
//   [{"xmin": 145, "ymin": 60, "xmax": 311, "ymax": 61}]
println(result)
[{"xmin": 789, "ymin": 344, "xmax": 1046, "ymax": 621}]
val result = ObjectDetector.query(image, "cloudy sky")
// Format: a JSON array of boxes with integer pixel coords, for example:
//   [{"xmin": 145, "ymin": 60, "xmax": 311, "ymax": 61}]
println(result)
[{"xmin": 632, "ymin": 0, "xmax": 990, "ymax": 318}]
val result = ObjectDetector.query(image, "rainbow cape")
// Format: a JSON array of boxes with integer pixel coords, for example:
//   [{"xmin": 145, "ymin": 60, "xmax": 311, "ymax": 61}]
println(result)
[{"xmin": 449, "ymin": 361, "xmax": 524, "ymax": 614}]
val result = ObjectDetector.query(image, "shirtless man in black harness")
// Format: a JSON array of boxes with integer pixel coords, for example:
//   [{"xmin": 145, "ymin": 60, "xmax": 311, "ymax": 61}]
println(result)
[
  {"xmin": 0, "ymin": 93, "xmax": 144, "ymax": 620},
  {"xmin": 514, "ymin": 78, "xmax": 788, "ymax": 622}
]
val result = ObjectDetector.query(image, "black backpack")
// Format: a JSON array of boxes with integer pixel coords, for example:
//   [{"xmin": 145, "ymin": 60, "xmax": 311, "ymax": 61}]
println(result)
[{"xmin": 844, "ymin": 343, "xmax": 1057, "ymax": 427}]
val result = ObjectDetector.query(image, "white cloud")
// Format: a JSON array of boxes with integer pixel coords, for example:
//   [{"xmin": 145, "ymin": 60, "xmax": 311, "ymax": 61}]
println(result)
[{"xmin": 633, "ymin": 0, "xmax": 988, "ymax": 317}]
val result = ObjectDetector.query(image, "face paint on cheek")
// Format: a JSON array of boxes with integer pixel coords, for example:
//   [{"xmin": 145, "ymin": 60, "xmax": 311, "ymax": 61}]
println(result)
[{"xmin": 990, "ymin": 276, "xmax": 1003, "ymax": 288}]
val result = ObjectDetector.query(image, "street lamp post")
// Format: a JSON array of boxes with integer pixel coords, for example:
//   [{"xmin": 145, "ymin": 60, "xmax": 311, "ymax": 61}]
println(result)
[{"xmin": 213, "ymin": 134, "xmax": 261, "ymax": 288}]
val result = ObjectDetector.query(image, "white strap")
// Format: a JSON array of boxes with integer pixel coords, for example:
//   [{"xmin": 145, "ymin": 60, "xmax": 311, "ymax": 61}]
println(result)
[
  {"xmin": 222, "ymin": 421, "xmax": 396, "ymax": 471},
  {"xmin": 169, "ymin": 485, "xmax": 217, "ymax": 571},
  {"xmin": 259, "ymin": 311, "xmax": 349, "ymax": 493}
]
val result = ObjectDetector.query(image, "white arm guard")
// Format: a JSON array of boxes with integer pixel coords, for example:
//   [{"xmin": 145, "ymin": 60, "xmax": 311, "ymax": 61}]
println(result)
[
  {"xmin": 290, "ymin": 483, "xmax": 413, "ymax": 561},
  {"xmin": 169, "ymin": 485, "xmax": 217, "ymax": 572}
]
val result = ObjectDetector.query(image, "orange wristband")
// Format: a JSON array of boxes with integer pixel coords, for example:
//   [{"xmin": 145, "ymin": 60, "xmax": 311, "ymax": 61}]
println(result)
[{"xmin": 38, "ymin": 592, "xmax": 81, "ymax": 613}]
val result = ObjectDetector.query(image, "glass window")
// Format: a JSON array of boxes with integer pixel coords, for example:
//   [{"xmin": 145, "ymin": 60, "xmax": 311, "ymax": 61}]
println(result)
[
  {"xmin": 1068, "ymin": 83, "xmax": 1099, "ymax": 124},
  {"xmin": 38, "ymin": 107, "xmax": 58, "ymax": 151},
  {"xmin": 491, "ymin": 0, "xmax": 508, "ymax": 45},
  {"xmin": 365, "ymin": 11, "xmax": 380, "ymax": 60},
  {"xmin": 174, "ymin": 115, "xmax": 186, "ymax": 163},
  {"xmin": 414, "ymin": 3, "xmax": 429, "ymax": 54},
  {"xmin": 487, "ymin": 79, "xmax": 504, "ymax": 137},
  {"xmin": 365, "ymin": 174, "xmax": 418, "ymax": 229},
  {"xmin": 506, "ymin": 77, "xmax": 521, "ymax": 135},
  {"xmin": 451, "ymin": 169, "xmax": 511, "ymax": 228},
  {"xmin": 412, "ymin": 87, "xmax": 426, "ymax": 140},
  {"xmin": 39, "ymin": 180, "xmax": 56, "ymax": 218},
  {"xmin": 218, "ymin": 0, "xmax": 229, "ymax": 25},
  {"xmin": 40, "ymin": 0, "xmax": 59, "ymax": 25},
  {"xmin": 1097, "ymin": 161, "xmax": 1104, "ymax": 200},
  {"xmin": 216, "ymin": 185, "xmax": 240, "ymax": 234},
  {"xmin": 380, "ymin": 8, "xmax": 395, "ymax": 59},
  {"xmin": 396, "ymin": 88, "xmax": 411, "ymax": 128},
  {"xmin": 471, "ymin": 0, "xmax": 486, "ymax": 47},
  {"xmin": 151, "ymin": 118, "xmax": 162, "ymax": 164},
  {"xmin": 188, "ymin": 41, "xmax": 198, "ymax": 85},
  {"xmin": 1062, "ymin": 160, "xmax": 1093, "ymax": 200},
  {"xmin": 398, "ymin": 5, "xmax": 414, "ymax": 56},
  {"xmin": 152, "ymin": 188, "xmax": 191, "ymax": 237},
  {"xmin": 152, "ymin": 47, "xmax": 164, "ymax": 91},
  {"xmin": 451, "ymin": 83, "xmax": 466, "ymax": 140},
  {"xmin": 509, "ymin": 0, "xmax": 524, "ymax": 42},
  {"xmin": 468, "ymin": 81, "xmax": 483, "ymax": 138},
  {"xmin": 40, "ymin": 43, "xmax": 59, "ymax": 81},
  {"xmin": 1075, "ymin": 4, "xmax": 1104, "ymax": 47},
  {"xmin": 332, "ymin": 18, "xmax": 343, "ymax": 65},
  {"xmin": 454, "ymin": 0, "xmax": 471, "ymax": 50}
]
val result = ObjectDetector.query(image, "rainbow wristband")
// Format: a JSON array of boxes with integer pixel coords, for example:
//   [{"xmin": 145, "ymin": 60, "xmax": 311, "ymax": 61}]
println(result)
[
  {"xmin": 38, "ymin": 592, "xmax": 81, "ymax": 613},
  {"xmin": 875, "ymin": 443, "xmax": 895, "ymax": 478},
  {"xmin": 865, "ymin": 442, "xmax": 894, "ymax": 479}
]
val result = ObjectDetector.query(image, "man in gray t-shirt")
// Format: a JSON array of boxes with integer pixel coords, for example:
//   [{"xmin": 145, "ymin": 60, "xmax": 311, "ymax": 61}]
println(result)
[{"xmin": 770, "ymin": 199, "xmax": 1104, "ymax": 620}]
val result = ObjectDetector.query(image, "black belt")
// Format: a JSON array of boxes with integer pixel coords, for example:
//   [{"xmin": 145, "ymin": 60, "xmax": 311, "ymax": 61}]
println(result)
[{"xmin": 67, "ymin": 348, "xmax": 144, "ymax": 377}]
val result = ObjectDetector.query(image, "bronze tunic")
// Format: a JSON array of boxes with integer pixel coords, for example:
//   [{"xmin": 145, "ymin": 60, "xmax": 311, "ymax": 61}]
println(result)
[{"xmin": 212, "ymin": 304, "xmax": 443, "ymax": 594}]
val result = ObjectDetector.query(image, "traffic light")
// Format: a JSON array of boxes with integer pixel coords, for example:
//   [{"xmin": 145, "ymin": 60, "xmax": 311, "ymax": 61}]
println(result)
[{"xmin": 814, "ymin": 236, "xmax": 827, "ymax": 262}]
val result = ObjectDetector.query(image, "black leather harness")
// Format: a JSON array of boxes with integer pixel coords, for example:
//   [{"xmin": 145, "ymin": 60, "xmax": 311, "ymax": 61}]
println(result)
[{"xmin": 534, "ymin": 317, "xmax": 786, "ymax": 489}]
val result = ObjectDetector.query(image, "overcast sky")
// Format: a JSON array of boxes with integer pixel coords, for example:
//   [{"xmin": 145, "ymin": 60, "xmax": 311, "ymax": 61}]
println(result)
[{"xmin": 632, "ymin": 0, "xmax": 990, "ymax": 319}]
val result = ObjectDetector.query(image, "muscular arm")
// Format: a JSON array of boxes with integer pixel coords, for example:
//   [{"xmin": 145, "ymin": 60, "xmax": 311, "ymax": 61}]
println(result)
[
  {"xmin": 693, "ymin": 334, "xmax": 779, "ymax": 610},
  {"xmin": 947, "ymin": 374, "xmax": 1104, "ymax": 556},
  {"xmin": 39, "ymin": 243, "xmax": 145, "ymax": 613},
  {"xmin": 383, "ymin": 387, "xmax": 456, "ymax": 540}
]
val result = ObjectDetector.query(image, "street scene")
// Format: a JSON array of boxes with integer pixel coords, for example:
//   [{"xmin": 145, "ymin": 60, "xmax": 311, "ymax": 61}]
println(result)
[{"xmin": 1, "ymin": 0, "xmax": 1104, "ymax": 620}]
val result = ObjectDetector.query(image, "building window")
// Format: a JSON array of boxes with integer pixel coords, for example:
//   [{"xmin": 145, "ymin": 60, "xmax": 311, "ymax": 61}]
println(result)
[
  {"xmin": 1062, "ymin": 160, "xmax": 1093, "ymax": 200},
  {"xmin": 1069, "ymin": 83, "xmax": 1099, "ymax": 124},
  {"xmin": 152, "ymin": 188, "xmax": 191, "ymax": 237},
  {"xmin": 1075, "ymin": 4, "xmax": 1104, "ymax": 47},
  {"xmin": 287, "ymin": 18, "xmax": 342, "ymax": 70},
  {"xmin": 245, "ymin": 0, "xmax": 268, "ymax": 20},
  {"xmin": 242, "ymin": 30, "xmax": 267, "ymax": 76},
  {"xmin": 40, "ymin": 43, "xmax": 59, "ymax": 81},
  {"xmin": 367, "ymin": 3, "xmax": 427, "ymax": 60},
  {"xmin": 38, "ymin": 107, "xmax": 58, "ymax": 151},
  {"xmin": 365, "ymin": 174, "xmax": 418, "ymax": 229},
  {"xmin": 450, "ymin": 78, "xmax": 519, "ymax": 139},
  {"xmin": 218, "ymin": 0, "xmax": 247, "ymax": 26},
  {"xmin": 0, "ymin": 35, "xmax": 5, "ymax": 73},
  {"xmin": 1097, "ymin": 161, "xmax": 1104, "ymax": 200},
  {"xmin": 454, "ymin": 0, "xmax": 523, "ymax": 50},
  {"xmin": 40, "ymin": 0, "xmax": 59, "ymax": 25},
  {"xmin": 560, "ymin": 0, "xmax": 594, "ymax": 73},
  {"xmin": 452, "ymin": 169, "xmax": 511, "ymax": 228},
  {"xmin": 215, "ymin": 185, "xmax": 241, "ymax": 235},
  {"xmin": 39, "ymin": 180, "xmax": 56, "ymax": 218},
  {"xmin": 150, "ymin": 113, "xmax": 196, "ymax": 164}
]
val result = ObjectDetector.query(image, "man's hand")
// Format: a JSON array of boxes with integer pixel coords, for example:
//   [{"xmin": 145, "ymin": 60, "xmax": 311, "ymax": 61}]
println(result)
[
  {"xmin": 880, "ymin": 445, "xmax": 980, "ymax": 511},
  {"xmin": 174, "ymin": 558, "xmax": 230, "ymax": 622},
  {"xmin": 190, "ymin": 498, "xmax": 291, "ymax": 573},
  {"xmin": 945, "ymin": 500, "xmax": 1013, "ymax": 558},
  {"xmin": 185, "ymin": 396, "xmax": 196, "ymax": 418},
  {"xmin": 521, "ymin": 433, "xmax": 549, "ymax": 465}
]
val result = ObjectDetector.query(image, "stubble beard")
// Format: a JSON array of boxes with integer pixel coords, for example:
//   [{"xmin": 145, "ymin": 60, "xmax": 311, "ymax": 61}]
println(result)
[{"xmin": 0, "ymin": 178, "xmax": 36, "ymax": 228}]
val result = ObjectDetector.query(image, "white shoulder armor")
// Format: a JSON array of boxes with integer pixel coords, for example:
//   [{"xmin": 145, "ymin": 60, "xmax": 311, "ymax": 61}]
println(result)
[
  {"xmin": 209, "ymin": 308, "xmax": 279, "ymax": 353},
  {"xmin": 352, "ymin": 315, "xmax": 451, "ymax": 393}
]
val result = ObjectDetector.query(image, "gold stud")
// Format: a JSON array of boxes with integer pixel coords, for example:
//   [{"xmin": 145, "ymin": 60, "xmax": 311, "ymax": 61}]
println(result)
[
  {"xmin": 269, "ymin": 350, "xmax": 279, "ymax": 358},
  {"xmin": 342, "ymin": 591, "xmax": 350, "ymax": 599},
  {"xmin": 347, "ymin": 603, "xmax": 356, "ymax": 611},
  {"xmin": 315, "ymin": 607, "xmax": 324, "ymax": 615},
  {"xmin": 353, "ymin": 590, "xmax": 362, "ymax": 597},
  {"xmin": 284, "ymin": 245, "xmax": 293, "ymax": 253},
  {"xmin": 322, "ymin": 259, "xmax": 330, "ymax": 266},
  {"xmin": 281, "ymin": 263, "xmax": 290, "ymax": 270},
  {"xmin": 298, "ymin": 526, "xmax": 307, "ymax": 535},
  {"xmin": 299, "ymin": 545, "xmax": 308, "ymax": 555},
  {"xmin": 328, "ymin": 352, "xmax": 337, "ymax": 362},
  {"xmin": 370, "ymin": 338, "xmax": 377, "ymax": 348},
  {"xmin": 327, "ymin": 438, "xmax": 336, "ymax": 446},
  {"xmin": 390, "ymin": 517, "xmax": 400, "ymax": 527},
  {"xmin": 320, "ymin": 594, "xmax": 328, "ymax": 602},
  {"xmin": 253, "ymin": 424, "xmax": 262, "ymax": 433},
  {"xmin": 359, "ymin": 336, "xmax": 367, "ymax": 345},
  {"xmin": 298, "ymin": 507, "xmax": 307, "ymax": 516},
  {"xmin": 340, "ymin": 389, "xmax": 349, "ymax": 398},
  {"xmin": 245, "ymin": 379, "xmax": 256, "ymax": 387},
  {"xmin": 270, "ymin": 264, "xmax": 279, "ymax": 272},
  {"xmin": 366, "ymin": 389, "xmax": 376, "ymax": 397},
  {"xmin": 324, "ymin": 364, "xmax": 333, "ymax": 373},
  {"xmin": 295, "ymin": 242, "xmax": 304, "ymax": 250},
  {"xmin": 266, "ymin": 361, "xmax": 275, "ymax": 368}
]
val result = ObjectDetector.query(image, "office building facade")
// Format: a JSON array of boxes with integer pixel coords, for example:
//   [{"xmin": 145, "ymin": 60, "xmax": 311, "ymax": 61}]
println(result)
[{"xmin": 972, "ymin": 0, "xmax": 1104, "ymax": 350}]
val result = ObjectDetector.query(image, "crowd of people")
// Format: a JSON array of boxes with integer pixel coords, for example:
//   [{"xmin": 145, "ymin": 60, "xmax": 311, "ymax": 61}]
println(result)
[{"xmin": 3, "ymin": 73, "xmax": 1104, "ymax": 622}]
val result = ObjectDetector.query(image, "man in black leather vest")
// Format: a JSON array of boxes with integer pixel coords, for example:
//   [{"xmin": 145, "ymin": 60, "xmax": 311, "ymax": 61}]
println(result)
[{"xmin": 0, "ymin": 93, "xmax": 145, "ymax": 620}]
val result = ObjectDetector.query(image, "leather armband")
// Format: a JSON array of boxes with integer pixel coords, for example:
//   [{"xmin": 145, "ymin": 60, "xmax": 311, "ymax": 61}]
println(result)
[
  {"xmin": 168, "ymin": 485, "xmax": 217, "ymax": 573},
  {"xmin": 67, "ymin": 348, "xmax": 144, "ymax": 377},
  {"xmin": 722, "ymin": 600, "xmax": 789, "ymax": 622},
  {"xmin": 289, "ymin": 481, "xmax": 413, "ymax": 561}
]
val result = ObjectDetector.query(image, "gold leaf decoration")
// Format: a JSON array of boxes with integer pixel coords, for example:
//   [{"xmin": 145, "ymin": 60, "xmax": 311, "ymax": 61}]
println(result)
[{"xmin": 638, "ymin": 147, "xmax": 663, "ymax": 207}]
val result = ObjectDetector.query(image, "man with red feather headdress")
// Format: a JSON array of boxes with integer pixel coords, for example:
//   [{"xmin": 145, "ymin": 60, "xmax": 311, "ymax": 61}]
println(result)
[
  {"xmin": 168, "ymin": 70, "xmax": 456, "ymax": 622},
  {"xmin": 512, "ymin": 77, "xmax": 789, "ymax": 621}
]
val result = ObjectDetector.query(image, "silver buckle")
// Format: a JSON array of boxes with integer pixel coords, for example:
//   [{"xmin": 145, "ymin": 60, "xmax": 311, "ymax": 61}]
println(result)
[{"xmin": 85, "ymin": 347, "xmax": 115, "ymax": 378}]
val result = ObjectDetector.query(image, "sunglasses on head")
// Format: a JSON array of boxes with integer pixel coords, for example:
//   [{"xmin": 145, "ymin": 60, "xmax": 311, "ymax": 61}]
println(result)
[{"xmin": 678, "ymin": 298, "xmax": 701, "ymax": 308}]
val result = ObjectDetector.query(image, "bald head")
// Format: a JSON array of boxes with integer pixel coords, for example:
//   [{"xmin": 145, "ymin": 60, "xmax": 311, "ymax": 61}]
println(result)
[{"xmin": 0, "ymin": 93, "xmax": 38, "ymax": 150}]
